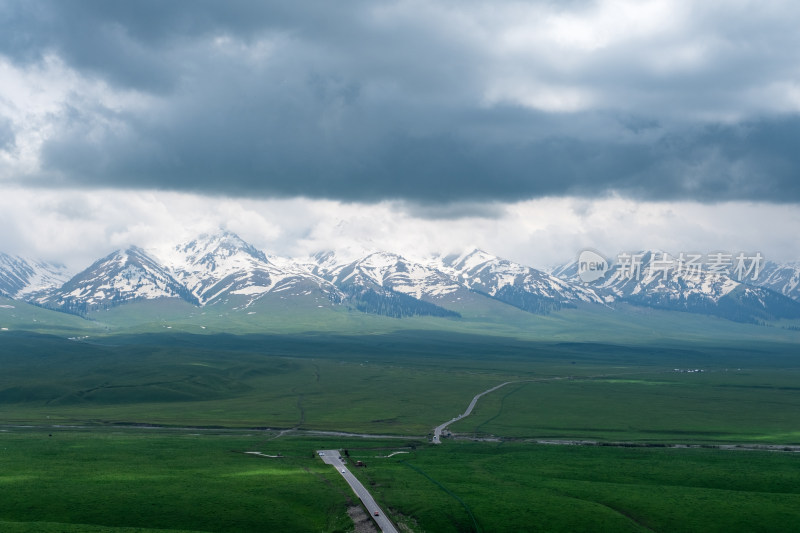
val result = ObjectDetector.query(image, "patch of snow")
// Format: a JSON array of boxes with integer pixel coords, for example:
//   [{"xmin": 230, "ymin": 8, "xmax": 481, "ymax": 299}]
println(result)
[{"xmin": 231, "ymin": 285, "xmax": 273, "ymax": 296}]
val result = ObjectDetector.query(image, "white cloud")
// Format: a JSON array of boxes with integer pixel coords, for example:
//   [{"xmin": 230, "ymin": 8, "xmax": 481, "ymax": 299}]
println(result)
[
  {"xmin": 494, "ymin": 0, "xmax": 684, "ymax": 54},
  {"xmin": 483, "ymin": 80, "xmax": 596, "ymax": 112},
  {"xmin": 0, "ymin": 54, "xmax": 155, "ymax": 181},
  {"xmin": 0, "ymin": 188, "xmax": 796, "ymax": 273}
]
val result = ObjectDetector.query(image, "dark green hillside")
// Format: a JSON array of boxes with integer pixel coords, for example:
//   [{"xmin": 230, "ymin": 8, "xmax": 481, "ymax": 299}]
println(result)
[{"xmin": 0, "ymin": 297, "xmax": 100, "ymax": 335}]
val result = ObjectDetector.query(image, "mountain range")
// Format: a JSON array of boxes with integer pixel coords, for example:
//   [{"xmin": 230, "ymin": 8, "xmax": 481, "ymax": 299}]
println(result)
[
  {"xmin": 2, "ymin": 233, "xmax": 800, "ymax": 325},
  {"xmin": 552, "ymin": 250, "xmax": 800, "ymax": 323}
]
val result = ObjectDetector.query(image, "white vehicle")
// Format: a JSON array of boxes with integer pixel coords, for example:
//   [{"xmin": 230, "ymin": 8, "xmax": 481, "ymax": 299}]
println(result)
[{"xmin": 341, "ymin": 468, "xmax": 346, "ymax": 473}]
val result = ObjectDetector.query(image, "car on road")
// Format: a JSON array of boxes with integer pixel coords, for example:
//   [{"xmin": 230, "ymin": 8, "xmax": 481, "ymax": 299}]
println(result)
[
  {"xmin": 341, "ymin": 468, "xmax": 346, "ymax": 473},
  {"xmin": 374, "ymin": 511, "xmax": 380, "ymax": 516}
]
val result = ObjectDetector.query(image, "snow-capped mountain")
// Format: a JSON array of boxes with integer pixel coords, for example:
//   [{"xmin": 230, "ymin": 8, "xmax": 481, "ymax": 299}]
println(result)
[
  {"xmin": 156, "ymin": 232, "xmax": 339, "ymax": 306},
  {"xmin": 0, "ymin": 253, "xmax": 71, "ymax": 299},
  {"xmin": 39, "ymin": 247, "xmax": 197, "ymax": 313},
  {"xmin": 5, "ymin": 236, "xmax": 800, "ymax": 324},
  {"xmin": 591, "ymin": 251, "xmax": 740, "ymax": 302},
  {"xmin": 309, "ymin": 251, "xmax": 463, "ymax": 317},
  {"xmin": 438, "ymin": 249, "xmax": 604, "ymax": 313},
  {"xmin": 309, "ymin": 248, "xmax": 603, "ymax": 316},
  {"xmin": 751, "ymin": 261, "xmax": 800, "ymax": 301},
  {"xmin": 311, "ymin": 251, "xmax": 464, "ymax": 300},
  {"xmin": 552, "ymin": 250, "xmax": 800, "ymax": 322},
  {"xmin": 549, "ymin": 259, "xmax": 578, "ymax": 281}
]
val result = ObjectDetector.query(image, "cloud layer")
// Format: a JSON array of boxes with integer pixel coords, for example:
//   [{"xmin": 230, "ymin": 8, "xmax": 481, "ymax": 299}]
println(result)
[
  {"xmin": 2, "ymin": 0, "xmax": 800, "ymax": 203},
  {"xmin": 1, "ymin": 187, "xmax": 797, "ymax": 272}
]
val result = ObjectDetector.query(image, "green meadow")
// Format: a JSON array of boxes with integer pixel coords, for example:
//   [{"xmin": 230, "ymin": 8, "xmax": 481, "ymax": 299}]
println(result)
[
  {"xmin": 0, "ymin": 430, "xmax": 381, "ymax": 532},
  {"xmin": 1, "ymin": 323, "xmax": 799, "ymax": 531},
  {"xmin": 22, "ymin": 295, "xmax": 798, "ymax": 345},
  {"xmin": 450, "ymin": 369, "xmax": 800, "ymax": 443},
  {"xmin": 1, "ymin": 330, "xmax": 798, "ymax": 442},
  {"xmin": 1, "ymin": 430, "xmax": 798, "ymax": 533},
  {"xmin": 347, "ymin": 441, "xmax": 800, "ymax": 533}
]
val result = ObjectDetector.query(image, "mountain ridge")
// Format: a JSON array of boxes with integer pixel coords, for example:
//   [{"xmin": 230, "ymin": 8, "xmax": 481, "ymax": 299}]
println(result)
[
  {"xmin": 3, "ymin": 234, "xmax": 800, "ymax": 324},
  {"xmin": 551, "ymin": 250, "xmax": 800, "ymax": 323},
  {"xmin": 0, "ymin": 253, "xmax": 70, "ymax": 300}
]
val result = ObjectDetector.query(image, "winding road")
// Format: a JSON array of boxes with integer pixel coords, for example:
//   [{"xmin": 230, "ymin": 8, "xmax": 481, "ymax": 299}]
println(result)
[{"xmin": 432, "ymin": 381, "xmax": 516, "ymax": 444}]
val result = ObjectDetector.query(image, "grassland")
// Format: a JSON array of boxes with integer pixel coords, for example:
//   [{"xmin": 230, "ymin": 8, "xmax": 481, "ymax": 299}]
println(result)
[
  {"xmin": 450, "ymin": 369, "xmax": 800, "ymax": 443},
  {"xmin": 77, "ymin": 296, "xmax": 800, "ymax": 345},
  {"xmin": 0, "ymin": 297, "xmax": 99, "ymax": 336},
  {"xmin": 347, "ymin": 441, "xmax": 800, "ymax": 533},
  {"xmin": 0, "ymin": 429, "xmax": 407, "ymax": 532},
  {"xmin": 1, "ymin": 331, "xmax": 798, "ymax": 442},
  {"xmin": 0, "ymin": 331, "xmax": 515, "ymax": 432},
  {"xmin": 1, "ymin": 429, "xmax": 798, "ymax": 533},
  {"xmin": 1, "ymin": 325, "xmax": 799, "ymax": 531}
]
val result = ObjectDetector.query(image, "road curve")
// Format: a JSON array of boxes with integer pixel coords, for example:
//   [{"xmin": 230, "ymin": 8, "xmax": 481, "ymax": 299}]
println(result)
[
  {"xmin": 432, "ymin": 371, "xmax": 657, "ymax": 443},
  {"xmin": 432, "ymin": 381, "xmax": 515, "ymax": 444},
  {"xmin": 318, "ymin": 449, "xmax": 399, "ymax": 533}
]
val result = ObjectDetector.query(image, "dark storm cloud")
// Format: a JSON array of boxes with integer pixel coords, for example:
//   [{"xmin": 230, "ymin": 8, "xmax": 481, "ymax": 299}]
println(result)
[
  {"xmin": 4, "ymin": 0, "xmax": 800, "ymax": 203},
  {"xmin": 0, "ymin": 1, "xmax": 329, "ymax": 92},
  {"xmin": 37, "ymin": 105, "xmax": 800, "ymax": 203}
]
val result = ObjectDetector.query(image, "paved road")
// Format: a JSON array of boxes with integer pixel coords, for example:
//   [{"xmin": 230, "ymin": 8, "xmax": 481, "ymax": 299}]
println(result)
[
  {"xmin": 432, "ymin": 381, "xmax": 514, "ymax": 444},
  {"xmin": 432, "ymin": 372, "xmax": 658, "ymax": 443},
  {"xmin": 317, "ymin": 449, "xmax": 399, "ymax": 533}
]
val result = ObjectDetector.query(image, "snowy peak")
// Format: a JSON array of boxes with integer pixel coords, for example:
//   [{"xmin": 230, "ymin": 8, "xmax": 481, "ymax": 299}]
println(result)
[
  {"xmin": 552, "ymin": 250, "xmax": 800, "ymax": 322},
  {"xmin": 0, "ymin": 253, "xmax": 70, "ymax": 299},
  {"xmin": 549, "ymin": 258, "xmax": 578, "ymax": 280},
  {"xmin": 163, "ymin": 231, "xmax": 275, "ymax": 303},
  {"xmin": 312, "ymin": 247, "xmax": 604, "ymax": 316},
  {"xmin": 442, "ymin": 248, "xmax": 498, "ymax": 274},
  {"xmin": 5, "ymin": 237, "xmax": 799, "ymax": 324},
  {"xmin": 41, "ymin": 246, "xmax": 195, "ymax": 312},
  {"xmin": 313, "ymin": 250, "xmax": 463, "ymax": 300},
  {"xmin": 160, "ymin": 232, "xmax": 338, "ymax": 306},
  {"xmin": 586, "ymin": 250, "xmax": 742, "ymax": 302},
  {"xmin": 441, "ymin": 248, "xmax": 603, "ymax": 305},
  {"xmin": 752, "ymin": 261, "xmax": 800, "ymax": 301},
  {"xmin": 174, "ymin": 231, "xmax": 268, "ymax": 269}
]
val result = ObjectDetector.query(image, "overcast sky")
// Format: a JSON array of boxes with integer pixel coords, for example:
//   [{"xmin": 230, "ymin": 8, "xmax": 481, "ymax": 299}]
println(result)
[{"xmin": 1, "ymin": 0, "xmax": 799, "ymax": 270}]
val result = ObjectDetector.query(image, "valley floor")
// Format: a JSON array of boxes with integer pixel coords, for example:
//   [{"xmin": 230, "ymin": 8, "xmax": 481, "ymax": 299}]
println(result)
[{"xmin": 1, "ymin": 330, "xmax": 799, "ymax": 531}]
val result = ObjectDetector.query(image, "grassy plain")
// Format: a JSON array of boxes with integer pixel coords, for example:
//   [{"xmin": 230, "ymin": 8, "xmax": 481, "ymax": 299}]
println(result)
[
  {"xmin": 348, "ymin": 441, "xmax": 800, "ymax": 533},
  {"xmin": 451, "ymin": 368, "xmax": 800, "ymax": 443},
  {"xmin": 0, "ymin": 429, "xmax": 407, "ymax": 532},
  {"xmin": 2, "ymin": 429, "xmax": 798, "ymax": 533},
  {"xmin": 1, "ymin": 331, "xmax": 798, "ymax": 442},
  {"xmin": 1, "ymin": 324, "xmax": 799, "ymax": 531}
]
